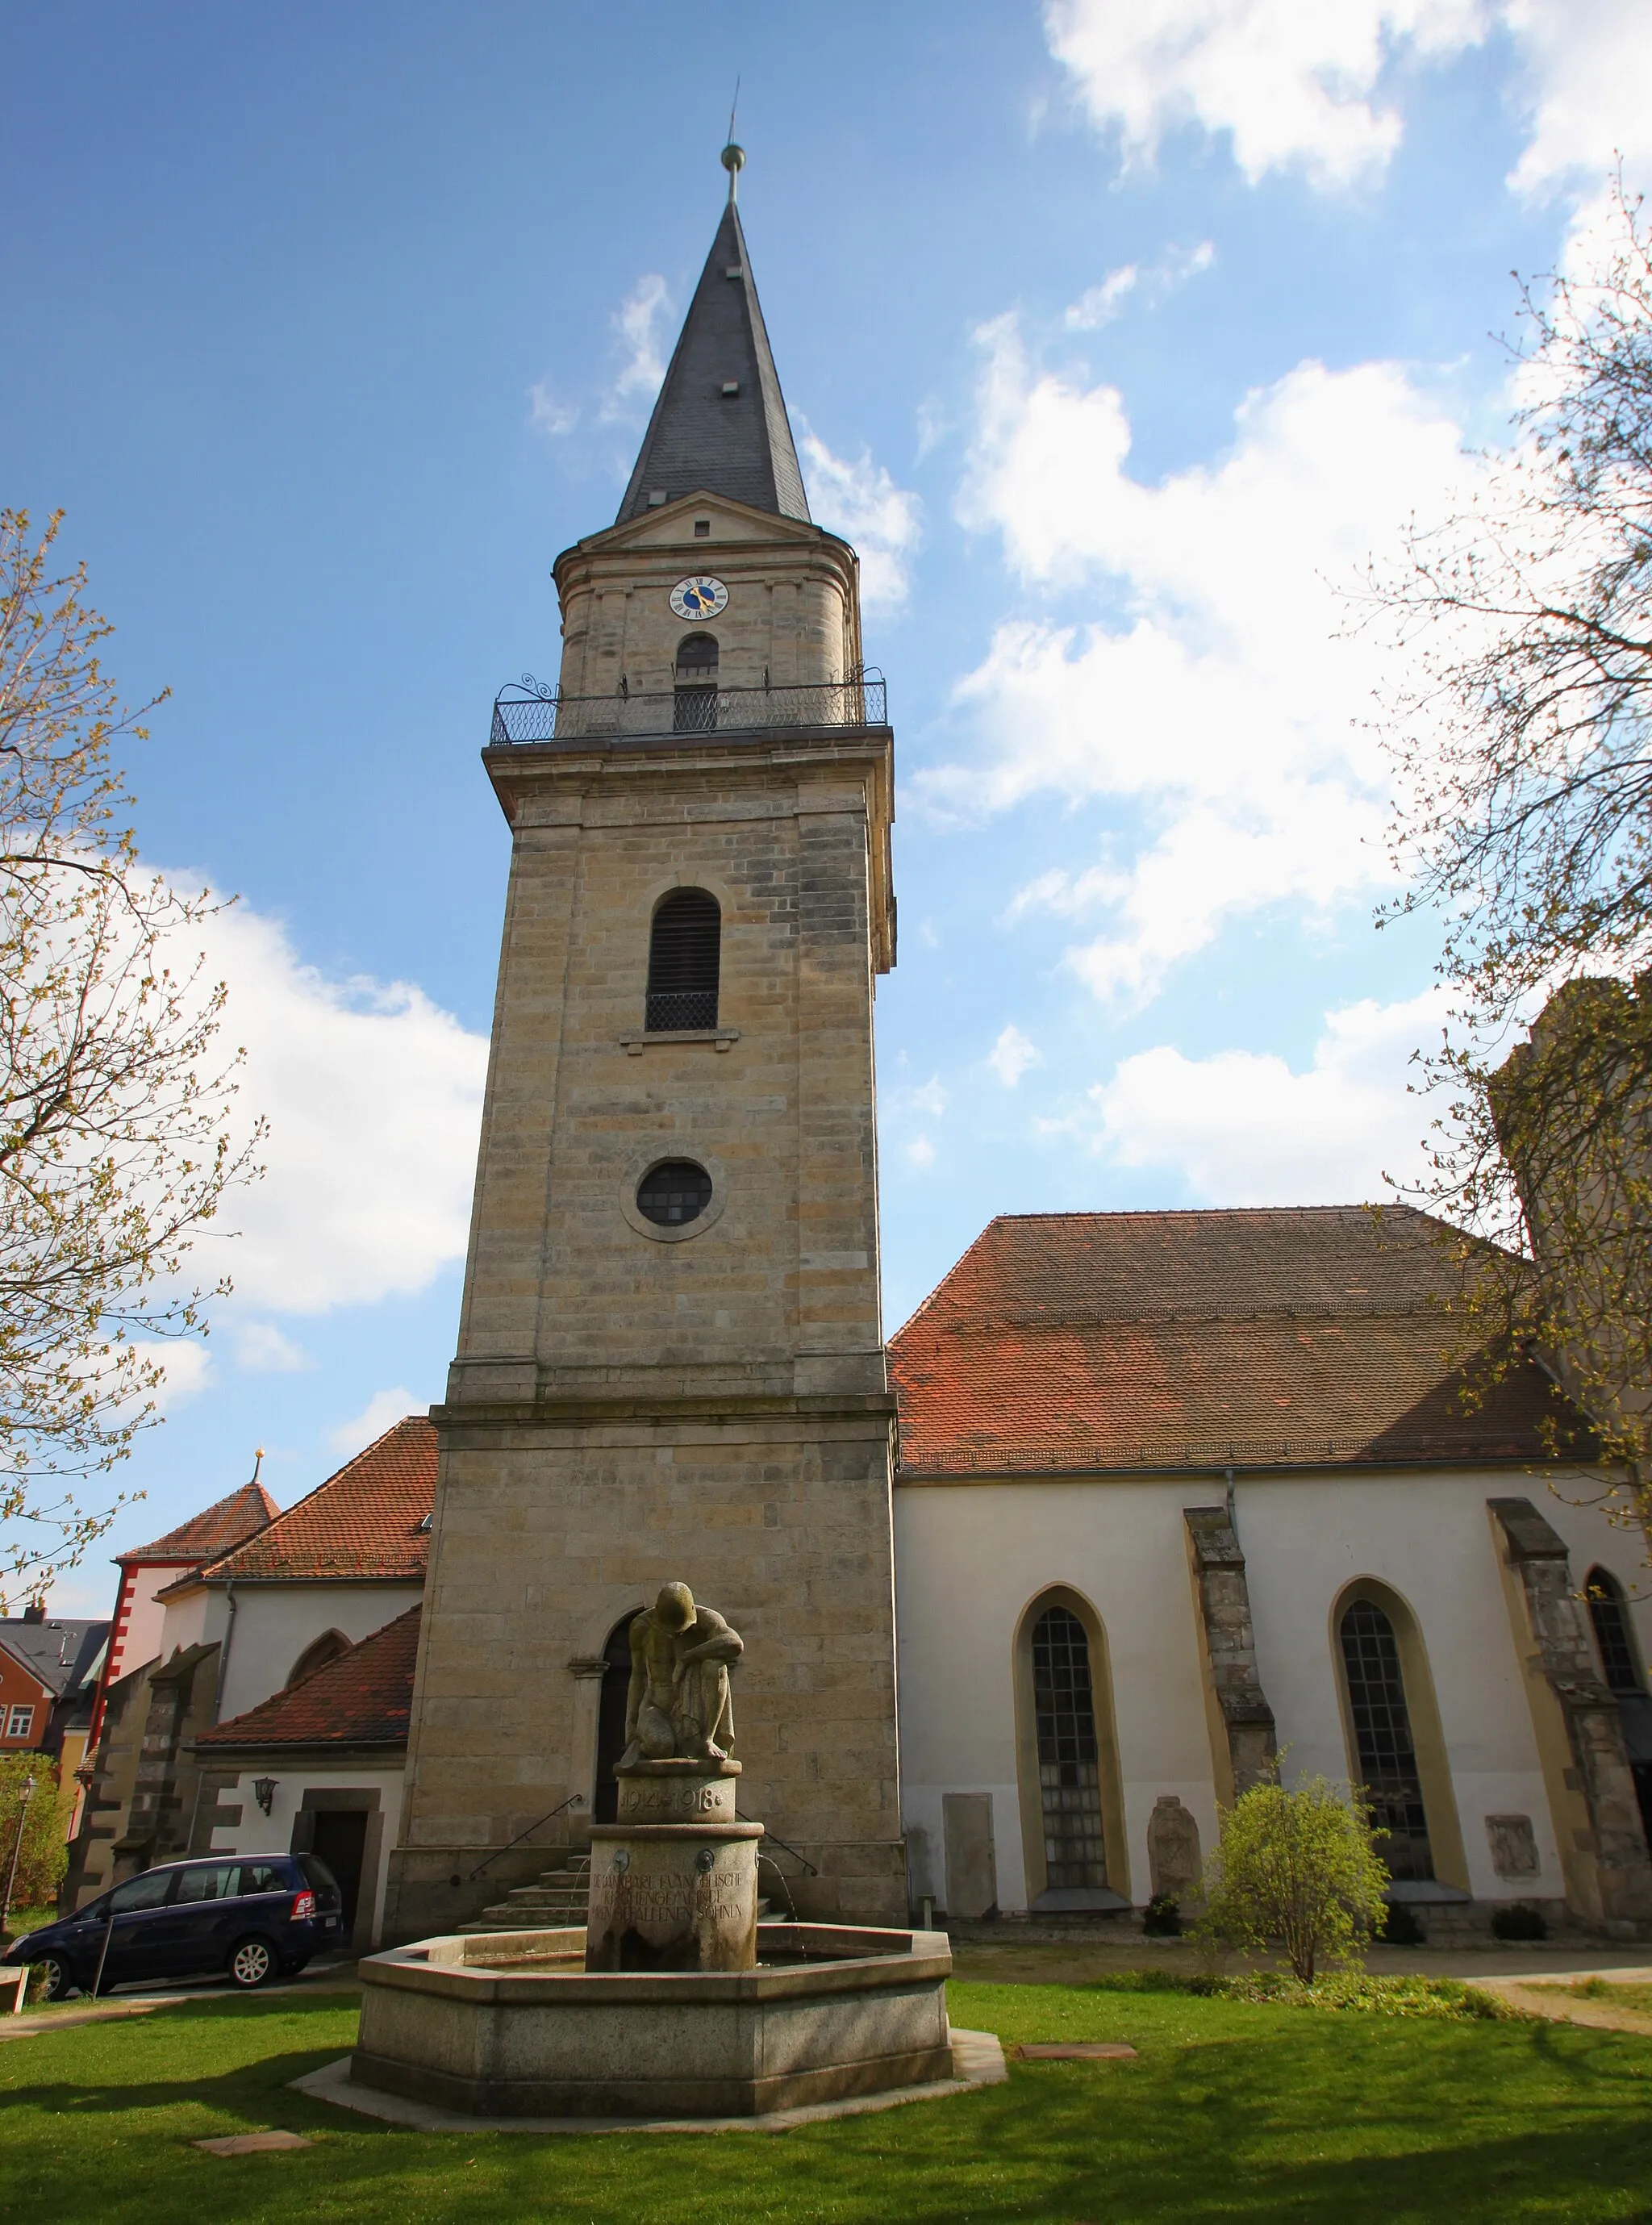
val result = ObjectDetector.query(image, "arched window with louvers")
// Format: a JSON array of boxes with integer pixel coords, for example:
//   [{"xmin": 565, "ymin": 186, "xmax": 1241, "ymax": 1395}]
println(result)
[{"xmin": 645, "ymin": 888, "xmax": 721, "ymax": 1033}]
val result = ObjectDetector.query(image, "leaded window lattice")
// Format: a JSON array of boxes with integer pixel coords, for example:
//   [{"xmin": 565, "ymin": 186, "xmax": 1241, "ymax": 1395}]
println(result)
[
  {"xmin": 1339, "ymin": 1597, "xmax": 1434, "ymax": 1881},
  {"xmin": 1587, "ymin": 1568, "xmax": 1644, "ymax": 1694},
  {"xmin": 645, "ymin": 888, "xmax": 720, "ymax": 1033},
  {"xmin": 1032, "ymin": 1605, "xmax": 1107, "ymax": 1890}
]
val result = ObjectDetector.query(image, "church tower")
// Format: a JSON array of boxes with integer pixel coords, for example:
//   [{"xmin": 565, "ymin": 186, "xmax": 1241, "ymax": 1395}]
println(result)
[{"xmin": 383, "ymin": 152, "xmax": 904, "ymax": 1939}]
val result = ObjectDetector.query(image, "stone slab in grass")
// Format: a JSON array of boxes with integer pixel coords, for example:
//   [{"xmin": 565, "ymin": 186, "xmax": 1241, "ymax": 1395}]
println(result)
[
  {"xmin": 1016, "ymin": 2042, "xmax": 1138, "ymax": 2061},
  {"xmin": 192, "ymin": 2130, "xmax": 315, "ymax": 2156}
]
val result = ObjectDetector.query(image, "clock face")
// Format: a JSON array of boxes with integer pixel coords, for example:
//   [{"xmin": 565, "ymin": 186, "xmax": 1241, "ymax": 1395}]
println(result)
[{"xmin": 670, "ymin": 575, "xmax": 729, "ymax": 622}]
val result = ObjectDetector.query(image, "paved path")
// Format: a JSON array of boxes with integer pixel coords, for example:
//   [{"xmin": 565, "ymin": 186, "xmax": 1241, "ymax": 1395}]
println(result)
[{"xmin": 0, "ymin": 1964, "xmax": 359, "ymax": 2041}]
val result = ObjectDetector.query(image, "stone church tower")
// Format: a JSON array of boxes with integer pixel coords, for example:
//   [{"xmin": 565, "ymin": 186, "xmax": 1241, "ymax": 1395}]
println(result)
[{"xmin": 383, "ymin": 156, "xmax": 904, "ymax": 1939}]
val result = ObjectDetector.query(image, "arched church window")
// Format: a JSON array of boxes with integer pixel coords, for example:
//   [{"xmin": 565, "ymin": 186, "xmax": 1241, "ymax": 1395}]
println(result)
[
  {"xmin": 1032, "ymin": 1605, "xmax": 1107, "ymax": 1890},
  {"xmin": 674, "ymin": 632, "xmax": 720, "ymax": 733},
  {"xmin": 1338, "ymin": 1597, "xmax": 1434, "ymax": 1881},
  {"xmin": 286, "ymin": 1630, "xmax": 349, "ymax": 1689},
  {"xmin": 646, "ymin": 888, "xmax": 720, "ymax": 1033},
  {"xmin": 1587, "ymin": 1568, "xmax": 1645, "ymax": 1694}
]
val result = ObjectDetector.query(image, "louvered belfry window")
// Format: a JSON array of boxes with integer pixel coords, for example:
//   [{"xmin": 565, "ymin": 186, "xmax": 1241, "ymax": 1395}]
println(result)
[
  {"xmin": 646, "ymin": 888, "xmax": 720, "ymax": 1033},
  {"xmin": 1339, "ymin": 1598, "xmax": 1434, "ymax": 1881},
  {"xmin": 674, "ymin": 632, "xmax": 720, "ymax": 734},
  {"xmin": 1032, "ymin": 1605, "xmax": 1108, "ymax": 1890}
]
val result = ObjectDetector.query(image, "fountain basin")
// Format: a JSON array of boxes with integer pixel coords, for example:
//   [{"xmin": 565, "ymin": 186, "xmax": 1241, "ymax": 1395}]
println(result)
[{"xmin": 352, "ymin": 1922, "xmax": 953, "ymax": 2118}]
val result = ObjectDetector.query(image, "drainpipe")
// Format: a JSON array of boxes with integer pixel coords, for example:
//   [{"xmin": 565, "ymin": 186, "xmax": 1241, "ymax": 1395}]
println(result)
[
  {"xmin": 213, "ymin": 1579, "xmax": 237, "ymax": 1725},
  {"xmin": 1224, "ymin": 1465, "xmax": 1238, "ymax": 1547}
]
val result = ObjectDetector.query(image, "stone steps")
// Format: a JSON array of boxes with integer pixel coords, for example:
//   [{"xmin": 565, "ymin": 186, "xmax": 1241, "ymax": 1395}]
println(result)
[{"xmin": 461, "ymin": 1856, "xmax": 590, "ymax": 1934}]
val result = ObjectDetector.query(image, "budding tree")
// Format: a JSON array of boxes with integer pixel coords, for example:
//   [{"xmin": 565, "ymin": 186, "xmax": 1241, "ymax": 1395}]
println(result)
[
  {"xmin": 0, "ymin": 510, "xmax": 258, "ymax": 1605},
  {"xmin": 1365, "ymin": 180, "xmax": 1652, "ymax": 1534}
]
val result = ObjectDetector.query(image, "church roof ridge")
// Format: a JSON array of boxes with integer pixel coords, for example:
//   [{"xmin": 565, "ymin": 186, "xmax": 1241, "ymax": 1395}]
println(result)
[{"xmin": 615, "ymin": 192, "xmax": 810, "ymax": 528}]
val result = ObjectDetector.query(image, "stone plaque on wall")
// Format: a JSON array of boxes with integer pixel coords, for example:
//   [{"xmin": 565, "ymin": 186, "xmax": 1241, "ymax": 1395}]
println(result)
[
  {"xmin": 1485, "ymin": 1814, "xmax": 1541, "ymax": 1881},
  {"xmin": 1147, "ymin": 1795, "xmax": 1202, "ymax": 1901},
  {"xmin": 942, "ymin": 1793, "xmax": 998, "ymax": 1921}
]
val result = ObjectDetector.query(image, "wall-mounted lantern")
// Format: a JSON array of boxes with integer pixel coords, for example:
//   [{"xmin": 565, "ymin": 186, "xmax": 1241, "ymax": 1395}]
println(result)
[{"xmin": 252, "ymin": 1777, "xmax": 277, "ymax": 1816}]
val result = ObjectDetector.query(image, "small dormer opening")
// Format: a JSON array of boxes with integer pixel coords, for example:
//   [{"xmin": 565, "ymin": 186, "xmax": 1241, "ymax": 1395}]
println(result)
[
  {"xmin": 721, "ymin": 380, "xmax": 740, "ymax": 398},
  {"xmin": 674, "ymin": 633, "xmax": 720, "ymax": 733}
]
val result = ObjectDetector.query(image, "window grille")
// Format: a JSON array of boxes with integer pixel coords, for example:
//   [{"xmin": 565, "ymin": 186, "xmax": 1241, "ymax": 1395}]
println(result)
[
  {"xmin": 646, "ymin": 888, "xmax": 720, "ymax": 1032},
  {"xmin": 1032, "ymin": 1605, "xmax": 1107, "ymax": 1889},
  {"xmin": 636, "ymin": 1160, "xmax": 713, "ymax": 1227},
  {"xmin": 674, "ymin": 632, "xmax": 720, "ymax": 733},
  {"xmin": 1587, "ymin": 1568, "xmax": 1644, "ymax": 1693},
  {"xmin": 1339, "ymin": 1598, "xmax": 1433, "ymax": 1881}
]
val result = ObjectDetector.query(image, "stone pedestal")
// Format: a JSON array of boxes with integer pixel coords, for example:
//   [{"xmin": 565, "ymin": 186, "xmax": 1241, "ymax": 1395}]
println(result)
[{"xmin": 585, "ymin": 1759, "xmax": 764, "ymax": 1972}]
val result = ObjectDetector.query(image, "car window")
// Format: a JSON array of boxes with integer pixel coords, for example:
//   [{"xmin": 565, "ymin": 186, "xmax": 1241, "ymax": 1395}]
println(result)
[
  {"xmin": 235, "ymin": 1862, "xmax": 287, "ymax": 1897},
  {"xmin": 109, "ymin": 1871, "xmax": 174, "ymax": 1914},
  {"xmin": 298, "ymin": 1854, "xmax": 342, "ymax": 1906},
  {"xmin": 176, "ymin": 1863, "xmax": 238, "ymax": 1904}
]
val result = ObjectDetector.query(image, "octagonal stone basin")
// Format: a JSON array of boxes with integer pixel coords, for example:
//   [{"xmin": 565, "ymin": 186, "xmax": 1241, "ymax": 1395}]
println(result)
[{"xmin": 352, "ymin": 1923, "xmax": 954, "ymax": 2119}]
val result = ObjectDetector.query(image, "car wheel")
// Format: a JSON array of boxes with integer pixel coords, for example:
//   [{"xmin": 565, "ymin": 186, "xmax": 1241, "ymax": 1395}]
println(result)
[
  {"xmin": 32, "ymin": 1956, "xmax": 74, "ymax": 2003},
  {"xmin": 228, "ymin": 1935, "xmax": 277, "ymax": 1989}
]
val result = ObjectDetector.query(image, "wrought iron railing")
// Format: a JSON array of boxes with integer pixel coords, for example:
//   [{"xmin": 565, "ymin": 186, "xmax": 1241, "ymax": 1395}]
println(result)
[{"xmin": 489, "ymin": 673, "xmax": 887, "ymax": 746}]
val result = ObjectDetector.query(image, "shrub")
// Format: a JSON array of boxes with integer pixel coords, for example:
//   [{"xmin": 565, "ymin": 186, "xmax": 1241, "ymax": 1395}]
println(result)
[
  {"xmin": 1141, "ymin": 1893, "xmax": 1183, "ymax": 1937},
  {"xmin": 1491, "ymin": 1901, "xmax": 1549, "ymax": 1942},
  {"xmin": 1078, "ymin": 1968, "xmax": 1521, "ymax": 2020},
  {"xmin": 1380, "ymin": 1899, "xmax": 1426, "ymax": 1946},
  {"xmin": 1193, "ymin": 1772, "xmax": 1390, "ymax": 1984}
]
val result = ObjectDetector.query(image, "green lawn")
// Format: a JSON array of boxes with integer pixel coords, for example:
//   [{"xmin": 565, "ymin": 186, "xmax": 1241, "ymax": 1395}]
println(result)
[{"xmin": 2, "ymin": 1977, "xmax": 1650, "ymax": 2222}]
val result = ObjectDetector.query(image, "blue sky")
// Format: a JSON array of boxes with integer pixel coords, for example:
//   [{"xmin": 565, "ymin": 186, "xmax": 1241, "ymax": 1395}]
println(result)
[{"xmin": 3, "ymin": 1, "xmax": 1647, "ymax": 1605}]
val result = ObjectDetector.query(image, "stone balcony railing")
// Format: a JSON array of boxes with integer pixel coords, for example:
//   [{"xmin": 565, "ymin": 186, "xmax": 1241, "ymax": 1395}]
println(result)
[{"xmin": 488, "ymin": 673, "xmax": 888, "ymax": 748}]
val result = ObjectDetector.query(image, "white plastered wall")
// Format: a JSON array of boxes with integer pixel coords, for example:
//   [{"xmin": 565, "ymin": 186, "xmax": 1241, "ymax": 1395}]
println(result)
[
  {"xmin": 210, "ymin": 1768, "xmax": 406, "ymax": 1947},
  {"xmin": 895, "ymin": 1464, "xmax": 1649, "ymax": 1914},
  {"xmin": 895, "ymin": 1479, "xmax": 1220, "ymax": 1914},
  {"xmin": 212, "ymin": 1584, "xmax": 423, "ymax": 1723}
]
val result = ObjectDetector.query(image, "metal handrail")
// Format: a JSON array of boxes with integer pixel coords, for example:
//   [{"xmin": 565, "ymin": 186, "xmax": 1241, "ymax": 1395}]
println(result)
[
  {"xmin": 490, "ymin": 672, "xmax": 887, "ymax": 747},
  {"xmin": 468, "ymin": 1791, "xmax": 586, "ymax": 1883},
  {"xmin": 738, "ymin": 1811, "xmax": 819, "ymax": 1875}
]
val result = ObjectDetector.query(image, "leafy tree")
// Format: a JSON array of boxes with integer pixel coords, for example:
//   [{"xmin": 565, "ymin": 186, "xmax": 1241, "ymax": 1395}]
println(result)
[
  {"xmin": 1194, "ymin": 1772, "xmax": 1389, "ymax": 1985},
  {"xmin": 0, "ymin": 510, "xmax": 259, "ymax": 1606},
  {"xmin": 1363, "ymin": 179, "xmax": 1652, "ymax": 1526},
  {"xmin": 0, "ymin": 1755, "xmax": 67, "ymax": 1921}
]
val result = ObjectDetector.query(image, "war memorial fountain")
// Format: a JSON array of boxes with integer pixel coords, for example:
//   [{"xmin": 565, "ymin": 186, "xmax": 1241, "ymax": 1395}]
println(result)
[{"xmin": 337, "ymin": 1586, "xmax": 967, "ymax": 2123}]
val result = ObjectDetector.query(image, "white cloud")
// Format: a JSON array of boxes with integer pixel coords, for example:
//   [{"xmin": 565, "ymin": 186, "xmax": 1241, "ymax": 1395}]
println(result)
[
  {"xmin": 906, "ymin": 1135, "xmax": 937, "ymax": 1170},
  {"xmin": 126, "ymin": 1338, "xmax": 215, "ymax": 1414},
  {"xmin": 934, "ymin": 324, "xmax": 1472, "ymax": 1002},
  {"xmin": 1084, "ymin": 988, "xmax": 1446, "ymax": 1203},
  {"xmin": 528, "ymin": 379, "xmax": 578, "ymax": 437},
  {"xmin": 1065, "ymin": 240, "xmax": 1215, "ymax": 329},
  {"xmin": 1502, "ymin": 1, "xmax": 1652, "ymax": 198},
  {"xmin": 1045, "ymin": 0, "xmax": 1488, "ymax": 189},
  {"xmin": 603, "ymin": 274, "xmax": 672, "ymax": 419},
  {"xmin": 232, "ymin": 1321, "xmax": 313, "ymax": 1374},
  {"xmin": 797, "ymin": 425, "xmax": 923, "ymax": 616},
  {"xmin": 987, "ymin": 1024, "xmax": 1043, "ymax": 1087},
  {"xmin": 328, "ymin": 1386, "xmax": 423, "ymax": 1461},
  {"xmin": 1045, "ymin": 0, "xmax": 1650, "ymax": 202},
  {"xmin": 178, "ymin": 893, "xmax": 488, "ymax": 1315}
]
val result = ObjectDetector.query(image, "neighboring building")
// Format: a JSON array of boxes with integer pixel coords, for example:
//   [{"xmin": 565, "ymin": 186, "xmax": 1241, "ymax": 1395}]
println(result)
[
  {"xmin": 890, "ymin": 1206, "xmax": 1652, "ymax": 1934},
  {"xmin": 67, "ymin": 1421, "xmax": 433, "ymax": 1914},
  {"xmin": 385, "ymin": 173, "xmax": 903, "ymax": 1941},
  {"xmin": 195, "ymin": 1606, "xmax": 421, "ymax": 1952}
]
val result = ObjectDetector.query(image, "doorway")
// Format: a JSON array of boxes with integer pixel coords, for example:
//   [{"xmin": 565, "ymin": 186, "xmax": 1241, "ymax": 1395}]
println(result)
[
  {"xmin": 594, "ymin": 1613, "xmax": 639, "ymax": 1823},
  {"xmin": 309, "ymin": 1809, "xmax": 369, "ymax": 1935}
]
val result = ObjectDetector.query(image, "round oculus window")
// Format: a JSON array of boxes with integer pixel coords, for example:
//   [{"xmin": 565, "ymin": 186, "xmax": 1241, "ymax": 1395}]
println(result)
[{"xmin": 636, "ymin": 1159, "xmax": 714, "ymax": 1228}]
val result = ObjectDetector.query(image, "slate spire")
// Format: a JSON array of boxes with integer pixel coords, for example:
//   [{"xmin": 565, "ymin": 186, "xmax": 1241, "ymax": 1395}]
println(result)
[{"xmin": 616, "ymin": 171, "xmax": 811, "ymax": 528}]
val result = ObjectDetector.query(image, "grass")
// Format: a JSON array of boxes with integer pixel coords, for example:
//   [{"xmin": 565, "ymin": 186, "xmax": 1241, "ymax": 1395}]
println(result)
[{"xmin": 2, "ymin": 1976, "xmax": 1651, "ymax": 2222}]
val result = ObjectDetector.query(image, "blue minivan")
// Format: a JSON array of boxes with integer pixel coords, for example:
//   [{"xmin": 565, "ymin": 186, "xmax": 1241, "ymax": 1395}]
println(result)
[{"xmin": 3, "ymin": 1852, "xmax": 345, "ymax": 1999}]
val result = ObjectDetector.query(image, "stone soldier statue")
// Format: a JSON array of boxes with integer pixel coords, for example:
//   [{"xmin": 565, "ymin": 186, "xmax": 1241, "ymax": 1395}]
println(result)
[{"xmin": 620, "ymin": 1583, "xmax": 744, "ymax": 1765}]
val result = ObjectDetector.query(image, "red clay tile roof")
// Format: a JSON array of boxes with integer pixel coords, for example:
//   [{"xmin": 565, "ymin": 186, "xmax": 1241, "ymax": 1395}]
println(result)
[
  {"xmin": 890, "ymin": 1206, "xmax": 1591, "ymax": 1475},
  {"xmin": 196, "ymin": 1605, "xmax": 419, "ymax": 1750},
  {"xmin": 189, "ymin": 1417, "xmax": 436, "ymax": 1584},
  {"xmin": 123, "ymin": 1480, "xmax": 280, "ymax": 1564}
]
